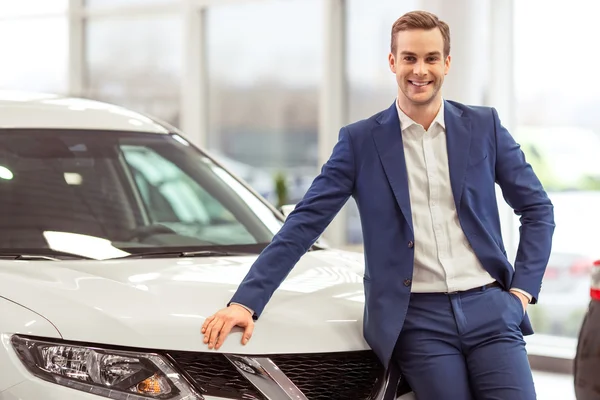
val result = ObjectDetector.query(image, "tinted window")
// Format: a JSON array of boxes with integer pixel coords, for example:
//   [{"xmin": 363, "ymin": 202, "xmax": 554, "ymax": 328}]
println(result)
[{"xmin": 0, "ymin": 129, "xmax": 282, "ymax": 258}]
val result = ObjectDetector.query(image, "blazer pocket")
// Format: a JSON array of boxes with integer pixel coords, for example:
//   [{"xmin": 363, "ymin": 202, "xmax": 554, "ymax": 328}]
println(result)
[{"xmin": 467, "ymin": 153, "xmax": 488, "ymax": 169}]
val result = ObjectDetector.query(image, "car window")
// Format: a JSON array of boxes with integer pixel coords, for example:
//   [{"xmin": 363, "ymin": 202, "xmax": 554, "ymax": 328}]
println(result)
[
  {"xmin": 0, "ymin": 129, "xmax": 283, "ymax": 259},
  {"xmin": 121, "ymin": 144, "xmax": 256, "ymax": 246}
]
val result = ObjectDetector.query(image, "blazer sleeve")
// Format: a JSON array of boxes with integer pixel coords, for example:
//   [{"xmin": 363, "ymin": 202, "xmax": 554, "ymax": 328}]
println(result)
[
  {"xmin": 492, "ymin": 108, "xmax": 555, "ymax": 303},
  {"xmin": 229, "ymin": 127, "xmax": 356, "ymax": 317}
]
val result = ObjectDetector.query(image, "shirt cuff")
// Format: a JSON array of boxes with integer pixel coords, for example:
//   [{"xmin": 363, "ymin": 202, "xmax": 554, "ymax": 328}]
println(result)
[
  {"xmin": 510, "ymin": 288, "xmax": 533, "ymax": 303},
  {"xmin": 230, "ymin": 302, "xmax": 254, "ymax": 316}
]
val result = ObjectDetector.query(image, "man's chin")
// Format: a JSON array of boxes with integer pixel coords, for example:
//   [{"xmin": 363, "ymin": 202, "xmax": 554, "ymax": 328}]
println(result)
[
  {"xmin": 406, "ymin": 94, "xmax": 436, "ymax": 106},
  {"xmin": 398, "ymin": 87, "xmax": 441, "ymax": 107}
]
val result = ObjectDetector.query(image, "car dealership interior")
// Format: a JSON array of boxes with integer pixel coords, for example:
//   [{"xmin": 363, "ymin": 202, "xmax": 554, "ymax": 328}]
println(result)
[{"xmin": 0, "ymin": 0, "xmax": 597, "ymax": 399}]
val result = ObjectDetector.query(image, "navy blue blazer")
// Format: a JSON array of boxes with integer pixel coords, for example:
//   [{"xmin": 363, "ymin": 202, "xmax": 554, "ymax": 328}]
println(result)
[{"xmin": 230, "ymin": 100, "xmax": 555, "ymax": 368}]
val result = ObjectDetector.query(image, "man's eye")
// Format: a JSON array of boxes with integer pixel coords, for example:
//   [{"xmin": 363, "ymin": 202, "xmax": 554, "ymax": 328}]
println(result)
[
  {"xmin": 404, "ymin": 57, "xmax": 416, "ymax": 62},
  {"xmin": 427, "ymin": 57, "xmax": 439, "ymax": 62}
]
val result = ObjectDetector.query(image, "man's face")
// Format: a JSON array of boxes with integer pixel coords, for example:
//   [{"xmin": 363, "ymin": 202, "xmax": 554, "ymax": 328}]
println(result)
[{"xmin": 388, "ymin": 28, "xmax": 450, "ymax": 107}]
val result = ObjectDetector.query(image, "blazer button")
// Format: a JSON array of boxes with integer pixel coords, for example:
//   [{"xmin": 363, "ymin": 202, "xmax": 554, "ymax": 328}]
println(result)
[
  {"xmin": 404, "ymin": 279, "xmax": 412, "ymax": 287},
  {"xmin": 408, "ymin": 240, "xmax": 414, "ymax": 248}
]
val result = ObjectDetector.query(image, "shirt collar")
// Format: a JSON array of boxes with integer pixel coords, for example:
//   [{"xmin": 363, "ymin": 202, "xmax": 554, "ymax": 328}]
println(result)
[{"xmin": 395, "ymin": 99, "xmax": 446, "ymax": 130}]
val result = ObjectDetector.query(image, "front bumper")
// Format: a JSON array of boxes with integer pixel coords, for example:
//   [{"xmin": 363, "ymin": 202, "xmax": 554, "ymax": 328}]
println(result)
[
  {"xmin": 1, "ymin": 379, "xmax": 415, "ymax": 400},
  {"xmin": 0, "ymin": 378, "xmax": 235, "ymax": 400},
  {"xmin": 1, "ymin": 334, "xmax": 415, "ymax": 400}
]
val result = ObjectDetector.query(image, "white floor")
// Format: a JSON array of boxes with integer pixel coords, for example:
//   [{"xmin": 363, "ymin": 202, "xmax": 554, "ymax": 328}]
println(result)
[{"xmin": 534, "ymin": 371, "xmax": 575, "ymax": 400}]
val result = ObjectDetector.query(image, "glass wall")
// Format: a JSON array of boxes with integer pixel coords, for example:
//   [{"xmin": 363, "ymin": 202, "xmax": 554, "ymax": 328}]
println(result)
[
  {"xmin": 514, "ymin": 0, "xmax": 599, "ymax": 339},
  {"xmin": 85, "ymin": 0, "xmax": 176, "ymax": 9},
  {"xmin": 83, "ymin": 15, "xmax": 183, "ymax": 127},
  {"xmin": 346, "ymin": 0, "xmax": 418, "ymax": 122},
  {"xmin": 0, "ymin": 2, "xmax": 68, "ymax": 94},
  {"xmin": 206, "ymin": 0, "xmax": 323, "ymax": 205},
  {"xmin": 344, "ymin": 0, "xmax": 417, "ymax": 244},
  {"xmin": 0, "ymin": 0, "xmax": 67, "ymax": 16}
]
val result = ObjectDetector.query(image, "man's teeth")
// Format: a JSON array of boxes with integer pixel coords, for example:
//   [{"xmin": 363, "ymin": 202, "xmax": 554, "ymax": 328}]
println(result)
[{"xmin": 411, "ymin": 81, "xmax": 429, "ymax": 86}]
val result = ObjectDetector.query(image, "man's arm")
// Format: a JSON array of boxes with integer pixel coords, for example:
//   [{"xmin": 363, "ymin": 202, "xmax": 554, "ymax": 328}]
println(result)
[
  {"xmin": 492, "ymin": 108, "xmax": 555, "ymax": 304},
  {"xmin": 228, "ymin": 126, "xmax": 356, "ymax": 315},
  {"xmin": 202, "ymin": 127, "xmax": 356, "ymax": 349}
]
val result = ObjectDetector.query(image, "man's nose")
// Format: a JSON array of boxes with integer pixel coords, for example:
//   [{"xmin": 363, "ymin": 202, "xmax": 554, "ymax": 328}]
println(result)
[{"xmin": 413, "ymin": 60, "xmax": 427, "ymax": 76}]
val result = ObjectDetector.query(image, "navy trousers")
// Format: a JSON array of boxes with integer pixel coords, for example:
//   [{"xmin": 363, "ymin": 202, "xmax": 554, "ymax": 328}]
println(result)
[{"xmin": 393, "ymin": 284, "xmax": 536, "ymax": 400}]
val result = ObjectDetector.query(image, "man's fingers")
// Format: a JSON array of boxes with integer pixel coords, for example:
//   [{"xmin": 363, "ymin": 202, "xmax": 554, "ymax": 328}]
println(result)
[
  {"xmin": 207, "ymin": 319, "xmax": 225, "ymax": 349},
  {"xmin": 215, "ymin": 321, "xmax": 236, "ymax": 350},
  {"xmin": 203, "ymin": 316, "xmax": 219, "ymax": 343},
  {"xmin": 201, "ymin": 315, "xmax": 215, "ymax": 333},
  {"xmin": 242, "ymin": 321, "xmax": 254, "ymax": 345}
]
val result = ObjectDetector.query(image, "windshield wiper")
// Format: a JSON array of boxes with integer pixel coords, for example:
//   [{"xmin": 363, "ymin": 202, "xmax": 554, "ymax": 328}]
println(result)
[
  {"xmin": 0, "ymin": 251, "xmax": 94, "ymax": 261},
  {"xmin": 0, "ymin": 254, "xmax": 62, "ymax": 261},
  {"xmin": 115, "ymin": 250, "xmax": 250, "ymax": 260}
]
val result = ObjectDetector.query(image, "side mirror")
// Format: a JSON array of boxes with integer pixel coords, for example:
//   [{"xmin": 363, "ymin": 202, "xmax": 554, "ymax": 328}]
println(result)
[{"xmin": 279, "ymin": 204, "xmax": 296, "ymax": 219}]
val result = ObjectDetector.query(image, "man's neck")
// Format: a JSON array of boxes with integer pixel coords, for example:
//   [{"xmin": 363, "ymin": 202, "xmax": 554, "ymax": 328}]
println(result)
[{"xmin": 397, "ymin": 97, "xmax": 442, "ymax": 131}]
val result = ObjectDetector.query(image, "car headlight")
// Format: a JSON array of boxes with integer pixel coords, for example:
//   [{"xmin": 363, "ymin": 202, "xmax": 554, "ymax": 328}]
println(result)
[{"xmin": 11, "ymin": 335, "xmax": 203, "ymax": 399}]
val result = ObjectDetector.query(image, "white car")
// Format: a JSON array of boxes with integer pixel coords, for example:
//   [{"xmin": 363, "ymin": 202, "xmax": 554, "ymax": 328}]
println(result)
[{"xmin": 0, "ymin": 92, "xmax": 413, "ymax": 400}]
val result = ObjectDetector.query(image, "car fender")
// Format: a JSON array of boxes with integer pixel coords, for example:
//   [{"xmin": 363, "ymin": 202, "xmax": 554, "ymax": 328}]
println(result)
[{"xmin": 0, "ymin": 297, "xmax": 61, "ymax": 392}]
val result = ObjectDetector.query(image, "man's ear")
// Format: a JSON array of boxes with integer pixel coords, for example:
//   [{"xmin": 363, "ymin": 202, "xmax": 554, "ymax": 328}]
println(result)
[
  {"xmin": 388, "ymin": 53, "xmax": 396, "ymax": 74},
  {"xmin": 444, "ymin": 55, "xmax": 451, "ymax": 75}
]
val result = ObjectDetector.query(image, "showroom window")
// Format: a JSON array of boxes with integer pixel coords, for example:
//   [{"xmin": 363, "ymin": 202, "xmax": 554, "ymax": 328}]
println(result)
[
  {"xmin": 0, "ymin": 0, "xmax": 67, "ymax": 17},
  {"xmin": 83, "ymin": 15, "xmax": 183, "ymax": 127},
  {"xmin": 205, "ymin": 0, "xmax": 323, "ymax": 206},
  {"xmin": 513, "ymin": 0, "xmax": 599, "ymax": 339},
  {"xmin": 85, "ymin": 0, "xmax": 176, "ymax": 9},
  {"xmin": 346, "ymin": 0, "xmax": 417, "ymax": 123},
  {"xmin": 0, "ymin": 1, "xmax": 68, "ymax": 94},
  {"xmin": 343, "ymin": 0, "xmax": 417, "ymax": 244}
]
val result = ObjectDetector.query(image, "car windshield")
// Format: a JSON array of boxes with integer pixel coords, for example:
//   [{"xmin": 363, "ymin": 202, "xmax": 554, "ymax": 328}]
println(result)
[{"xmin": 0, "ymin": 129, "xmax": 285, "ymax": 259}]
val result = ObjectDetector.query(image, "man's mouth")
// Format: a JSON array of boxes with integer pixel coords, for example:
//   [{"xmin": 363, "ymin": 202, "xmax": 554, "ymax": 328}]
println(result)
[{"xmin": 409, "ymin": 80, "xmax": 432, "ymax": 87}]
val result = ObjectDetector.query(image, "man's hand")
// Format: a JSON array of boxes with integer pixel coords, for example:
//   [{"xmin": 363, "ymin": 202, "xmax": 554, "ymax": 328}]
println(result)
[
  {"xmin": 202, "ymin": 304, "xmax": 254, "ymax": 350},
  {"xmin": 509, "ymin": 290, "xmax": 529, "ymax": 313}
]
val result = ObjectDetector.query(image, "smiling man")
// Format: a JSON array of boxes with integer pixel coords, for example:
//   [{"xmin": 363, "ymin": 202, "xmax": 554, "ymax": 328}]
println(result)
[{"xmin": 202, "ymin": 10, "xmax": 554, "ymax": 400}]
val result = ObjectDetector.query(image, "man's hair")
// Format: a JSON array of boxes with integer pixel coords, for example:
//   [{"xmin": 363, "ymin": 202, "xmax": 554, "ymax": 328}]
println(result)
[{"xmin": 390, "ymin": 10, "xmax": 451, "ymax": 57}]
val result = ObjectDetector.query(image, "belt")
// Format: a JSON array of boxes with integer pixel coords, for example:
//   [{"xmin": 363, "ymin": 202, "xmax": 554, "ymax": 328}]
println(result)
[{"xmin": 445, "ymin": 281, "xmax": 501, "ymax": 295}]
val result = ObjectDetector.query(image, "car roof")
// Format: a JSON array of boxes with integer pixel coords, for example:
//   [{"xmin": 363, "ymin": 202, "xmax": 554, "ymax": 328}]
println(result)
[{"xmin": 0, "ymin": 91, "xmax": 170, "ymax": 134}]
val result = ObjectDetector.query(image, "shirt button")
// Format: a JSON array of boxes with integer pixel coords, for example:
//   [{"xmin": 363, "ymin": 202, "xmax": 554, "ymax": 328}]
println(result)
[
  {"xmin": 408, "ymin": 241, "xmax": 414, "ymax": 248},
  {"xmin": 404, "ymin": 279, "xmax": 412, "ymax": 287}
]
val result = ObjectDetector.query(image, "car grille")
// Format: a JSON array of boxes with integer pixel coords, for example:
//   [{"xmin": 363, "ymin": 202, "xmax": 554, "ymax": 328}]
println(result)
[
  {"xmin": 270, "ymin": 351, "xmax": 384, "ymax": 400},
  {"xmin": 166, "ymin": 351, "xmax": 264, "ymax": 399},
  {"xmin": 167, "ymin": 350, "xmax": 384, "ymax": 400}
]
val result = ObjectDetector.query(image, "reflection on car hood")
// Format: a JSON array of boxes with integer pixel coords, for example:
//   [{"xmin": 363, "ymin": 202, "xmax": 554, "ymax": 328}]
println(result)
[{"xmin": 0, "ymin": 249, "xmax": 368, "ymax": 354}]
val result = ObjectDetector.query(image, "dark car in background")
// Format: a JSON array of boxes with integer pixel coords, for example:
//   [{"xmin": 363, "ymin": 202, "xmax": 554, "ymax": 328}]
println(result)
[{"xmin": 574, "ymin": 259, "xmax": 600, "ymax": 399}]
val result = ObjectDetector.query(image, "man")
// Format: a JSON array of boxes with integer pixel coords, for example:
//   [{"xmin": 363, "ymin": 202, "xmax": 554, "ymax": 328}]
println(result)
[{"xmin": 202, "ymin": 10, "xmax": 554, "ymax": 399}]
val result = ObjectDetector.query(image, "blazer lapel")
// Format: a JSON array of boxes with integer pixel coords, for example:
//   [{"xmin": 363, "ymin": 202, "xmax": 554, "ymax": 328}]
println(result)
[
  {"xmin": 444, "ymin": 100, "xmax": 472, "ymax": 209},
  {"xmin": 372, "ymin": 102, "xmax": 413, "ymax": 232}
]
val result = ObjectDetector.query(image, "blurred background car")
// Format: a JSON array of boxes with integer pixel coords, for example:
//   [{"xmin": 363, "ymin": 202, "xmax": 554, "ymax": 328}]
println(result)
[
  {"xmin": 574, "ymin": 259, "xmax": 600, "ymax": 399},
  {"xmin": 506, "ymin": 143, "xmax": 600, "ymax": 339}
]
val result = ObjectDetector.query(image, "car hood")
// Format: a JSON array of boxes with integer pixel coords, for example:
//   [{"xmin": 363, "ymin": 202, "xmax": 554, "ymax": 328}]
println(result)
[{"xmin": 0, "ymin": 249, "xmax": 368, "ymax": 354}]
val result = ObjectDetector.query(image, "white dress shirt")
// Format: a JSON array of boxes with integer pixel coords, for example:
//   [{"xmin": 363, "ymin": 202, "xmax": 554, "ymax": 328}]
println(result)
[{"xmin": 396, "ymin": 100, "xmax": 524, "ymax": 295}]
